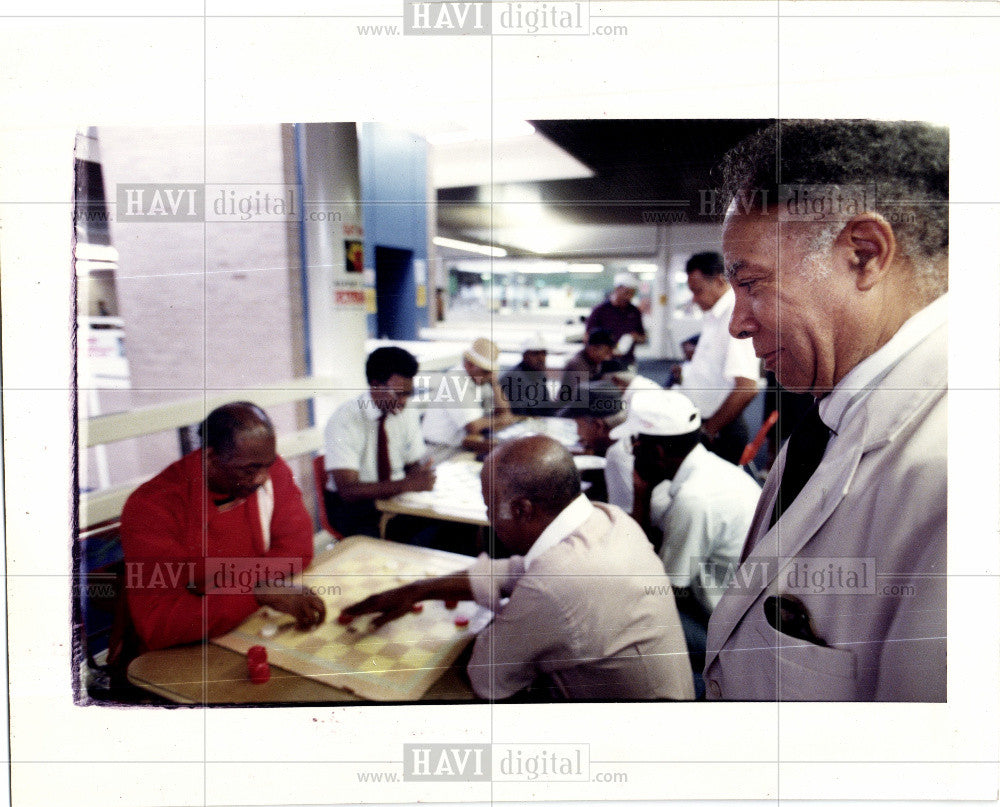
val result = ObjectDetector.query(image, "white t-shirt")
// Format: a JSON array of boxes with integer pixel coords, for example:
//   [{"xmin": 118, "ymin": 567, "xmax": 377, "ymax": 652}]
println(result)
[
  {"xmin": 323, "ymin": 391, "xmax": 426, "ymax": 492},
  {"xmin": 651, "ymin": 443, "xmax": 761, "ymax": 612},
  {"xmin": 678, "ymin": 287, "xmax": 760, "ymax": 418}
]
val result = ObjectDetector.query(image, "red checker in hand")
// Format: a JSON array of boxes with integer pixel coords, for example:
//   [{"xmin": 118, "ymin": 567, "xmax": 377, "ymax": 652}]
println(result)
[
  {"xmin": 249, "ymin": 661, "xmax": 270, "ymax": 684},
  {"xmin": 454, "ymin": 616, "xmax": 469, "ymax": 628},
  {"xmin": 247, "ymin": 645, "xmax": 267, "ymax": 665},
  {"xmin": 444, "ymin": 599, "xmax": 458, "ymax": 610}
]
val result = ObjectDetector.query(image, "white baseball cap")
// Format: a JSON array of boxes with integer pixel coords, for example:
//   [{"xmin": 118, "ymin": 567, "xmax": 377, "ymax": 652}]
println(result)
[
  {"xmin": 609, "ymin": 389, "xmax": 701, "ymax": 440},
  {"xmin": 520, "ymin": 331, "xmax": 548, "ymax": 352},
  {"xmin": 613, "ymin": 272, "xmax": 639, "ymax": 290}
]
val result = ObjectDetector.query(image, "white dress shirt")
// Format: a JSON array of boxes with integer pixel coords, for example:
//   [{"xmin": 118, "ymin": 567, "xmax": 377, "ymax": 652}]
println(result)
[
  {"xmin": 678, "ymin": 287, "xmax": 760, "ymax": 418},
  {"xmin": 323, "ymin": 391, "xmax": 426, "ymax": 491}
]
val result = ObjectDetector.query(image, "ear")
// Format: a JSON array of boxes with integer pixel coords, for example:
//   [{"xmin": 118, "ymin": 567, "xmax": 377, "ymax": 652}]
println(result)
[
  {"xmin": 510, "ymin": 497, "xmax": 534, "ymax": 521},
  {"xmin": 843, "ymin": 213, "xmax": 897, "ymax": 291}
]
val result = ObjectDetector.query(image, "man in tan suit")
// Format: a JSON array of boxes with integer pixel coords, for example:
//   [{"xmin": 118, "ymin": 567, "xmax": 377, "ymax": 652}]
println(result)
[
  {"xmin": 344, "ymin": 435, "xmax": 695, "ymax": 701},
  {"xmin": 705, "ymin": 119, "xmax": 948, "ymax": 701}
]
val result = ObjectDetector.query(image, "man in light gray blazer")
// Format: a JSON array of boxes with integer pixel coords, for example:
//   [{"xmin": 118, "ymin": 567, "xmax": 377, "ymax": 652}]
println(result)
[{"xmin": 705, "ymin": 120, "xmax": 948, "ymax": 701}]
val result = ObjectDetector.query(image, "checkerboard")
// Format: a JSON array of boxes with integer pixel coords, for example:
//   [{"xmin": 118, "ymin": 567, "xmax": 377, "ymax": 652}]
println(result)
[{"xmin": 211, "ymin": 536, "xmax": 493, "ymax": 701}]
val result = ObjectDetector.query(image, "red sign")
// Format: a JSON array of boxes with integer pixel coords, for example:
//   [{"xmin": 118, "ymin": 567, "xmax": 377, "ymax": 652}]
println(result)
[{"xmin": 334, "ymin": 289, "xmax": 365, "ymax": 306}]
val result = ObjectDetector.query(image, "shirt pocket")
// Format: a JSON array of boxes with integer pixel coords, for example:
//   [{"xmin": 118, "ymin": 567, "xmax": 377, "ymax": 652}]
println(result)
[{"xmin": 753, "ymin": 622, "xmax": 859, "ymax": 701}]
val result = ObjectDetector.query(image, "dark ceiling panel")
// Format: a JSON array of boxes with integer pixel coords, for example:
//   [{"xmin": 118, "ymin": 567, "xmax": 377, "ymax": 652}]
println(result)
[{"xmin": 437, "ymin": 118, "xmax": 773, "ymax": 233}]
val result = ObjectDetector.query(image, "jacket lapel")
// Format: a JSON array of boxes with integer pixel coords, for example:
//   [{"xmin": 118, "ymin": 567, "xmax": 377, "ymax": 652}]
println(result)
[{"xmin": 705, "ymin": 440, "xmax": 861, "ymax": 667}]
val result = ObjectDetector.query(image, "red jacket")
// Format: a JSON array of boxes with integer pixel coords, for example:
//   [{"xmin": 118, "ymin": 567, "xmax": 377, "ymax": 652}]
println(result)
[{"xmin": 120, "ymin": 449, "xmax": 314, "ymax": 651}]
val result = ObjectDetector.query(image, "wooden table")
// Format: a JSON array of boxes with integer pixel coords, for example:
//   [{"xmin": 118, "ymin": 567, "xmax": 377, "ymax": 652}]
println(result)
[
  {"xmin": 127, "ymin": 643, "xmax": 474, "ymax": 704},
  {"xmin": 375, "ymin": 455, "xmax": 489, "ymax": 544}
]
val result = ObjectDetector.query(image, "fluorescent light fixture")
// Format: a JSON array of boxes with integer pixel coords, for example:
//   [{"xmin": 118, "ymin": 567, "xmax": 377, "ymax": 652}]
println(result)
[
  {"xmin": 434, "ymin": 236, "xmax": 507, "ymax": 258},
  {"xmin": 568, "ymin": 264, "xmax": 605, "ymax": 274},
  {"xmin": 629, "ymin": 263, "xmax": 659, "ymax": 274},
  {"xmin": 428, "ymin": 121, "xmax": 536, "ymax": 146}
]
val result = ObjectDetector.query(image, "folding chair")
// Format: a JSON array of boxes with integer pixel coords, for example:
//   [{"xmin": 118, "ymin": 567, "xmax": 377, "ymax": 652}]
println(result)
[
  {"xmin": 740, "ymin": 410, "xmax": 779, "ymax": 484},
  {"xmin": 312, "ymin": 454, "xmax": 344, "ymax": 541}
]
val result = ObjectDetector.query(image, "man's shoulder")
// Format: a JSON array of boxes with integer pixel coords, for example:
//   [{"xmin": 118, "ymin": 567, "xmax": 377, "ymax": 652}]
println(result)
[
  {"xmin": 123, "ymin": 452, "xmax": 198, "ymax": 518},
  {"xmin": 326, "ymin": 392, "xmax": 374, "ymax": 429},
  {"xmin": 329, "ymin": 392, "xmax": 370, "ymax": 422},
  {"xmin": 855, "ymin": 320, "xmax": 947, "ymax": 450},
  {"xmin": 536, "ymin": 505, "xmax": 653, "ymax": 573},
  {"xmin": 692, "ymin": 451, "xmax": 760, "ymax": 492}
]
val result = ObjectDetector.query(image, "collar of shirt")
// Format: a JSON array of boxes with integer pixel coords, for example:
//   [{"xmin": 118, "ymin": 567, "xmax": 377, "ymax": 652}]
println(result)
[
  {"xmin": 705, "ymin": 287, "xmax": 735, "ymax": 322},
  {"xmin": 819, "ymin": 293, "xmax": 948, "ymax": 434},
  {"xmin": 523, "ymin": 494, "xmax": 594, "ymax": 571},
  {"xmin": 359, "ymin": 389, "xmax": 385, "ymax": 423},
  {"xmin": 668, "ymin": 442, "xmax": 709, "ymax": 498}
]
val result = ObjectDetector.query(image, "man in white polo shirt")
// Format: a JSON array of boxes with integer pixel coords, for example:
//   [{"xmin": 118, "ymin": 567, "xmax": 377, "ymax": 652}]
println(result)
[
  {"xmin": 674, "ymin": 251, "xmax": 760, "ymax": 465},
  {"xmin": 323, "ymin": 347, "xmax": 435, "ymax": 537},
  {"xmin": 611, "ymin": 389, "xmax": 760, "ymax": 679}
]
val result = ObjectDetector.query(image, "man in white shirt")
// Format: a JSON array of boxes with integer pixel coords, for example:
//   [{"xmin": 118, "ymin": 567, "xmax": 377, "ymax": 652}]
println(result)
[
  {"xmin": 610, "ymin": 389, "xmax": 761, "ymax": 678},
  {"xmin": 674, "ymin": 251, "xmax": 760, "ymax": 465},
  {"xmin": 343, "ymin": 435, "xmax": 695, "ymax": 701},
  {"xmin": 422, "ymin": 337, "xmax": 515, "ymax": 449},
  {"xmin": 324, "ymin": 347, "xmax": 435, "ymax": 537},
  {"xmin": 705, "ymin": 119, "xmax": 948, "ymax": 701}
]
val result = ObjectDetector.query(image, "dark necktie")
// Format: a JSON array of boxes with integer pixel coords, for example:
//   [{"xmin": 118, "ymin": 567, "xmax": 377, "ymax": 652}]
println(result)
[
  {"xmin": 740, "ymin": 402, "xmax": 831, "ymax": 563},
  {"xmin": 377, "ymin": 413, "xmax": 391, "ymax": 482},
  {"xmin": 770, "ymin": 402, "xmax": 831, "ymax": 527}
]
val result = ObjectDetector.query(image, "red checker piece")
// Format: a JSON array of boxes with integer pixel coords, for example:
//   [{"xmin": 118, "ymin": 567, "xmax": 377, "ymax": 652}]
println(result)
[
  {"xmin": 337, "ymin": 611, "xmax": 355, "ymax": 625},
  {"xmin": 454, "ymin": 616, "xmax": 470, "ymax": 628},
  {"xmin": 247, "ymin": 645, "xmax": 267, "ymax": 665},
  {"xmin": 411, "ymin": 603, "xmax": 424, "ymax": 613},
  {"xmin": 249, "ymin": 662, "xmax": 270, "ymax": 684},
  {"xmin": 444, "ymin": 599, "xmax": 458, "ymax": 610}
]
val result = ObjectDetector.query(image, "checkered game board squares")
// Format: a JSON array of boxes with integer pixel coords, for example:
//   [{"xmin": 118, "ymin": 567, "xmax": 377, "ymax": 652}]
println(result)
[{"xmin": 212, "ymin": 535, "xmax": 493, "ymax": 700}]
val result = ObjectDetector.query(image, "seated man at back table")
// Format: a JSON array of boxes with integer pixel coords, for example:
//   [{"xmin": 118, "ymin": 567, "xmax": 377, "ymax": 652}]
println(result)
[
  {"xmin": 120, "ymin": 402, "xmax": 325, "ymax": 652},
  {"xmin": 559, "ymin": 328, "xmax": 616, "ymax": 405},
  {"xmin": 500, "ymin": 332, "xmax": 552, "ymax": 416},
  {"xmin": 422, "ymin": 337, "xmax": 516, "ymax": 450},
  {"xmin": 344, "ymin": 435, "xmax": 695, "ymax": 701},
  {"xmin": 324, "ymin": 346, "xmax": 435, "ymax": 537}
]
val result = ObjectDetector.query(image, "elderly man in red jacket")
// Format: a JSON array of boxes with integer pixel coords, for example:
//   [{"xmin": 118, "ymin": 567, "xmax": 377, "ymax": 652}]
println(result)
[{"xmin": 120, "ymin": 402, "xmax": 324, "ymax": 651}]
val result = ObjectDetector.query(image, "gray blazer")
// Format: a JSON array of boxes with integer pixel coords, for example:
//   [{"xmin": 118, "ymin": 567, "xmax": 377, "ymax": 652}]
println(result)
[{"xmin": 704, "ymin": 320, "xmax": 947, "ymax": 701}]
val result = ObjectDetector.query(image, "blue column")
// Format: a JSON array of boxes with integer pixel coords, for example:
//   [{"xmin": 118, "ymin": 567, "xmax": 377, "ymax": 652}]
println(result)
[{"xmin": 359, "ymin": 123, "xmax": 430, "ymax": 340}]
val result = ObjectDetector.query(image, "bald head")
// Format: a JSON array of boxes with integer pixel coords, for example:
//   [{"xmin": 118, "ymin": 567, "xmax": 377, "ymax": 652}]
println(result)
[
  {"xmin": 485, "ymin": 435, "xmax": 581, "ymax": 518},
  {"xmin": 201, "ymin": 401, "xmax": 274, "ymax": 460}
]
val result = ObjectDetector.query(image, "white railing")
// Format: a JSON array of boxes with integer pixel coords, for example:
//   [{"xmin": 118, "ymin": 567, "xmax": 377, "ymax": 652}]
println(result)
[{"xmin": 78, "ymin": 376, "xmax": 350, "ymax": 531}]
